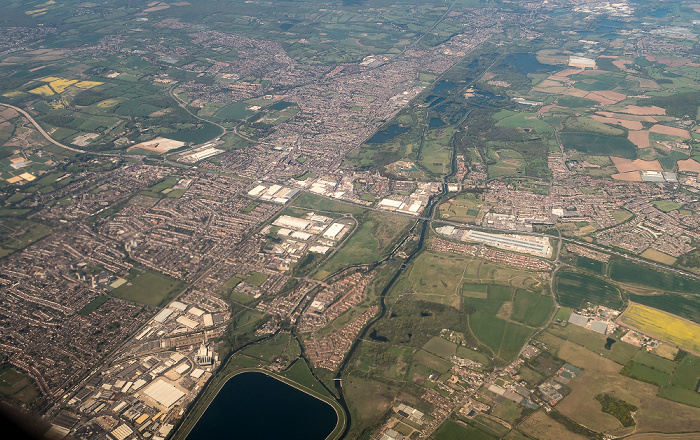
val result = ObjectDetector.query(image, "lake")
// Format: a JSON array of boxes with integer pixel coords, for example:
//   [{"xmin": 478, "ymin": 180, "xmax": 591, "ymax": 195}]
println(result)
[
  {"xmin": 186, "ymin": 371, "xmax": 338, "ymax": 440},
  {"xmin": 366, "ymin": 124, "xmax": 410, "ymax": 143}
]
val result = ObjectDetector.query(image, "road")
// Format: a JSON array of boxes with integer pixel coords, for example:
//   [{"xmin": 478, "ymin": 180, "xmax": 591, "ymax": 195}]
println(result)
[
  {"xmin": 0, "ymin": 103, "xmax": 87, "ymax": 154},
  {"xmin": 299, "ymin": 189, "xmax": 700, "ymax": 283}
]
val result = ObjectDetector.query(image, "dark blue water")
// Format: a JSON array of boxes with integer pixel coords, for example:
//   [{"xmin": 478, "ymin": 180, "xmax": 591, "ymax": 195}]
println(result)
[
  {"xmin": 186, "ymin": 372, "xmax": 338, "ymax": 440},
  {"xmin": 429, "ymin": 117, "xmax": 446, "ymax": 128},
  {"xmin": 427, "ymin": 96, "xmax": 445, "ymax": 108},
  {"xmin": 503, "ymin": 53, "xmax": 558, "ymax": 75},
  {"xmin": 366, "ymin": 124, "xmax": 409, "ymax": 143}
]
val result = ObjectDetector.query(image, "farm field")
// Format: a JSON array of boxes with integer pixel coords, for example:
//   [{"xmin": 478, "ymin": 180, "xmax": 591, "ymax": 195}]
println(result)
[
  {"xmin": 574, "ymin": 256, "xmax": 606, "ymax": 274},
  {"xmin": 671, "ymin": 354, "xmax": 700, "ymax": 390},
  {"xmin": 517, "ymin": 410, "xmax": 589, "ymax": 440},
  {"xmin": 609, "ymin": 259, "xmax": 700, "ymax": 294},
  {"xmin": 541, "ymin": 324, "xmax": 639, "ymax": 365},
  {"xmin": 422, "ymin": 336, "xmax": 458, "ymax": 359},
  {"xmin": 546, "ymin": 338, "xmax": 700, "ymax": 434},
  {"xmin": 627, "ymin": 293, "xmax": 700, "ymax": 325},
  {"xmin": 379, "ymin": 256, "xmax": 552, "ymax": 362},
  {"xmin": 620, "ymin": 304, "xmax": 700, "ymax": 354},
  {"xmin": 559, "ymin": 132, "xmax": 637, "ymax": 159},
  {"xmin": 509, "ymin": 289, "xmax": 554, "ymax": 327},
  {"xmin": 110, "ymin": 271, "xmax": 185, "ymax": 307},
  {"xmin": 555, "ymin": 270, "xmax": 623, "ymax": 310},
  {"xmin": 433, "ymin": 420, "xmax": 495, "ymax": 440}
]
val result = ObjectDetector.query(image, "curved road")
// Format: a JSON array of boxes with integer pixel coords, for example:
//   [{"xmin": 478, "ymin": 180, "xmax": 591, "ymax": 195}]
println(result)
[{"xmin": 0, "ymin": 102, "xmax": 87, "ymax": 154}]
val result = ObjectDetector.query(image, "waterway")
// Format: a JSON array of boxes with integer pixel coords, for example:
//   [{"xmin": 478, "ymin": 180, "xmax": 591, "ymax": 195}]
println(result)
[{"xmin": 186, "ymin": 371, "xmax": 338, "ymax": 440}]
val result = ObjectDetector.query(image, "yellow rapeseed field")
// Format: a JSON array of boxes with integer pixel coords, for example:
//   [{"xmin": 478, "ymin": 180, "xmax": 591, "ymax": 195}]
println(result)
[
  {"xmin": 75, "ymin": 81, "xmax": 103, "ymax": 89},
  {"xmin": 49, "ymin": 79, "xmax": 77, "ymax": 93},
  {"xmin": 29, "ymin": 85, "xmax": 55, "ymax": 97},
  {"xmin": 622, "ymin": 303, "xmax": 700, "ymax": 353},
  {"xmin": 96, "ymin": 98, "xmax": 120, "ymax": 109}
]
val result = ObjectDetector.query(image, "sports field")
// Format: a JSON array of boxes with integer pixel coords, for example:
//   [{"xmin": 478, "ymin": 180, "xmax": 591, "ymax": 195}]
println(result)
[
  {"xmin": 620, "ymin": 303, "xmax": 700, "ymax": 354},
  {"xmin": 111, "ymin": 271, "xmax": 185, "ymax": 307}
]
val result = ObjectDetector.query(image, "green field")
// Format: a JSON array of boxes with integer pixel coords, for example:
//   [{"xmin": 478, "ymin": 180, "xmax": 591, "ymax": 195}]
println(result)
[
  {"xmin": 624, "ymin": 361, "xmax": 670, "ymax": 387},
  {"xmin": 0, "ymin": 367, "xmax": 40, "ymax": 405},
  {"xmin": 543, "ymin": 324, "xmax": 639, "ymax": 365},
  {"xmin": 657, "ymin": 386, "xmax": 700, "ymax": 408},
  {"xmin": 214, "ymin": 102, "xmax": 255, "ymax": 121},
  {"xmin": 77, "ymin": 295, "xmax": 110, "ymax": 315},
  {"xmin": 245, "ymin": 271, "xmax": 269, "ymax": 287},
  {"xmin": 395, "ymin": 251, "xmax": 473, "ymax": 307},
  {"xmin": 413, "ymin": 349, "xmax": 453, "ymax": 373},
  {"xmin": 433, "ymin": 420, "xmax": 495, "ymax": 440},
  {"xmin": 652, "ymin": 200, "xmax": 682, "ymax": 213},
  {"xmin": 671, "ymin": 355, "xmax": 700, "ymax": 390},
  {"xmin": 556, "ymin": 96, "xmax": 598, "ymax": 108},
  {"xmin": 510, "ymin": 290, "xmax": 555, "ymax": 327},
  {"xmin": 496, "ymin": 112, "xmax": 554, "ymax": 133},
  {"xmin": 316, "ymin": 211, "xmax": 413, "ymax": 277},
  {"xmin": 241, "ymin": 334, "xmax": 300, "ymax": 364},
  {"xmin": 632, "ymin": 351, "xmax": 678, "ymax": 375},
  {"xmin": 422, "ymin": 336, "xmax": 458, "ymax": 359},
  {"xmin": 574, "ymin": 256, "xmax": 606, "ymax": 275},
  {"xmin": 456, "ymin": 345, "xmax": 491, "ymax": 366},
  {"xmin": 111, "ymin": 271, "xmax": 185, "ymax": 306},
  {"xmin": 560, "ymin": 132, "xmax": 637, "ymax": 159},
  {"xmin": 291, "ymin": 192, "xmax": 365, "ymax": 216},
  {"xmin": 555, "ymin": 270, "xmax": 623, "ymax": 310},
  {"xmin": 610, "ymin": 259, "xmax": 700, "ymax": 295},
  {"xmin": 0, "ymin": 219, "xmax": 52, "ymax": 258}
]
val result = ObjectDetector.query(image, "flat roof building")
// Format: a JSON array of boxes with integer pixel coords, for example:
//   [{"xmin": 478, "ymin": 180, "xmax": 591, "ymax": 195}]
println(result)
[
  {"xmin": 323, "ymin": 223, "xmax": 345, "ymax": 239},
  {"xmin": 568, "ymin": 313, "xmax": 589, "ymax": 328},
  {"xmin": 143, "ymin": 379, "xmax": 185, "ymax": 409}
]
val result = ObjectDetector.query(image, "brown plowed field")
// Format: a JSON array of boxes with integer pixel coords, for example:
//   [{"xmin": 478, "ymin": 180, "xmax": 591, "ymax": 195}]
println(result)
[
  {"xmin": 628, "ymin": 130, "xmax": 650, "ymax": 148},
  {"xmin": 678, "ymin": 158, "xmax": 700, "ymax": 173},
  {"xmin": 650, "ymin": 124, "xmax": 691, "ymax": 139},
  {"xmin": 622, "ymin": 105, "xmax": 666, "ymax": 115},
  {"xmin": 611, "ymin": 157, "xmax": 663, "ymax": 172}
]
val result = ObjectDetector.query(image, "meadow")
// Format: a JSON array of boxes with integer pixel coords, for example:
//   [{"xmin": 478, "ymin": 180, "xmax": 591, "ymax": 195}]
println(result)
[
  {"xmin": 315, "ymin": 211, "xmax": 414, "ymax": 277},
  {"xmin": 111, "ymin": 271, "xmax": 185, "ymax": 307}
]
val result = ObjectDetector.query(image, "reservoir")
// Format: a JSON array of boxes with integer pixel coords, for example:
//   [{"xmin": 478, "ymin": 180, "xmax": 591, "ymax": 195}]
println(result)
[
  {"xmin": 366, "ymin": 124, "xmax": 410, "ymax": 144},
  {"xmin": 186, "ymin": 371, "xmax": 338, "ymax": 440}
]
